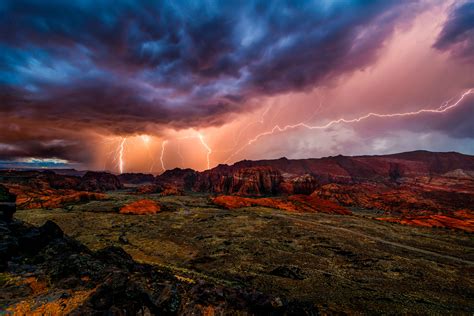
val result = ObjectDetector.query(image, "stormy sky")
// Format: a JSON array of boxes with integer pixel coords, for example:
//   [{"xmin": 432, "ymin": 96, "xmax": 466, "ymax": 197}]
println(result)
[{"xmin": 0, "ymin": 0, "xmax": 473, "ymax": 173}]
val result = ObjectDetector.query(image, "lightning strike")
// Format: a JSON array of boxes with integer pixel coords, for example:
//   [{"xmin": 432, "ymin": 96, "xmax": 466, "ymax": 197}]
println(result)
[
  {"xmin": 198, "ymin": 133, "xmax": 212, "ymax": 170},
  {"xmin": 178, "ymin": 132, "xmax": 213, "ymax": 170},
  {"xmin": 160, "ymin": 140, "xmax": 168, "ymax": 172},
  {"xmin": 141, "ymin": 135, "xmax": 151, "ymax": 144},
  {"xmin": 118, "ymin": 137, "xmax": 126, "ymax": 174},
  {"xmin": 225, "ymin": 89, "xmax": 473, "ymax": 163},
  {"xmin": 232, "ymin": 105, "xmax": 271, "ymax": 147}
]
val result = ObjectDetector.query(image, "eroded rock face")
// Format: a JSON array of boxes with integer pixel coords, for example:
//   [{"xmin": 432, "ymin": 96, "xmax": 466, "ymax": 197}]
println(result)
[
  {"xmin": 34, "ymin": 192, "xmax": 105, "ymax": 210},
  {"xmin": 119, "ymin": 199, "xmax": 161, "ymax": 215},
  {"xmin": 79, "ymin": 172, "xmax": 123, "ymax": 192},
  {"xmin": 135, "ymin": 168, "xmax": 197, "ymax": 196},
  {"xmin": 226, "ymin": 151, "xmax": 474, "ymax": 182},
  {"xmin": 118, "ymin": 173, "xmax": 155, "ymax": 185},
  {"xmin": 39, "ymin": 171, "xmax": 82, "ymax": 190},
  {"xmin": 282, "ymin": 174, "xmax": 320, "ymax": 195},
  {"xmin": 0, "ymin": 170, "xmax": 117, "ymax": 209},
  {"xmin": 194, "ymin": 166, "xmax": 283, "ymax": 196},
  {"xmin": 311, "ymin": 182, "xmax": 474, "ymax": 214},
  {"xmin": 151, "ymin": 151, "xmax": 474, "ymax": 198}
]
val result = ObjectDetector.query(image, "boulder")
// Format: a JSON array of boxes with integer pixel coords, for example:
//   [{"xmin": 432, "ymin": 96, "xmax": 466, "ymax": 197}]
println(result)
[{"xmin": 0, "ymin": 184, "xmax": 16, "ymax": 221}]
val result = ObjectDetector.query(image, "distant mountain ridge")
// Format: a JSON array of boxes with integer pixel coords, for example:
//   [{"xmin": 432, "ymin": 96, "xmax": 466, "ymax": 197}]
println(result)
[
  {"xmin": 1, "ymin": 150, "xmax": 473, "ymax": 213},
  {"xmin": 221, "ymin": 150, "xmax": 474, "ymax": 179},
  {"xmin": 151, "ymin": 150, "xmax": 474, "ymax": 197},
  {"xmin": 159, "ymin": 150, "xmax": 474, "ymax": 182}
]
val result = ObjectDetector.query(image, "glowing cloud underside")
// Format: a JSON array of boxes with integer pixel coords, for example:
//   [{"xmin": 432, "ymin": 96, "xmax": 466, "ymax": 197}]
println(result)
[{"xmin": 112, "ymin": 89, "xmax": 472, "ymax": 174}]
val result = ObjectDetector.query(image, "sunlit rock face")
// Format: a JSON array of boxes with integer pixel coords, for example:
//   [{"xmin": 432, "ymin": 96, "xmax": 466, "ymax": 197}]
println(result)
[
  {"xmin": 119, "ymin": 199, "xmax": 161, "ymax": 215},
  {"xmin": 211, "ymin": 195, "xmax": 298, "ymax": 212},
  {"xmin": 376, "ymin": 210, "xmax": 474, "ymax": 233},
  {"xmin": 0, "ymin": 170, "xmax": 111, "ymax": 209},
  {"xmin": 211, "ymin": 195, "xmax": 351, "ymax": 215}
]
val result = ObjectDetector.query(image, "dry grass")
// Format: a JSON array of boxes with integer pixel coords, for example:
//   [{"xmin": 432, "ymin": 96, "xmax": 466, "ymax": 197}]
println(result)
[{"xmin": 14, "ymin": 193, "xmax": 474, "ymax": 314}]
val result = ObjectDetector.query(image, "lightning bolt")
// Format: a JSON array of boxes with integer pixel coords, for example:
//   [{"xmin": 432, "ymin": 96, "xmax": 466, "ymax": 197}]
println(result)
[
  {"xmin": 141, "ymin": 135, "xmax": 157, "ymax": 173},
  {"xmin": 198, "ymin": 133, "xmax": 212, "ymax": 170},
  {"xmin": 176, "ymin": 132, "xmax": 212, "ymax": 169},
  {"xmin": 225, "ymin": 89, "xmax": 473, "ymax": 163},
  {"xmin": 160, "ymin": 140, "xmax": 168, "ymax": 172},
  {"xmin": 227, "ymin": 93, "xmax": 324, "ymax": 154},
  {"xmin": 118, "ymin": 137, "xmax": 126, "ymax": 174},
  {"xmin": 108, "ymin": 132, "xmax": 211, "ymax": 174},
  {"xmin": 232, "ymin": 104, "xmax": 271, "ymax": 147}
]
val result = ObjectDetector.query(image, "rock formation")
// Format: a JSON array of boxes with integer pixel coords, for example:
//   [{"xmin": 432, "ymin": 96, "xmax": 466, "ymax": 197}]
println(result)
[
  {"xmin": 118, "ymin": 173, "xmax": 155, "ymax": 185},
  {"xmin": 212, "ymin": 195, "xmax": 298, "ymax": 212},
  {"xmin": 212, "ymin": 195, "xmax": 351, "ymax": 215},
  {"xmin": 288, "ymin": 194, "xmax": 351, "ymax": 215},
  {"xmin": 156, "ymin": 168, "xmax": 197, "ymax": 191},
  {"xmin": 79, "ymin": 171, "xmax": 123, "ymax": 192},
  {"xmin": 194, "ymin": 166, "xmax": 283, "ymax": 195},
  {"xmin": 119, "ymin": 199, "xmax": 161, "ymax": 215},
  {"xmin": 0, "ymin": 170, "xmax": 113, "ymax": 209},
  {"xmin": 376, "ymin": 210, "xmax": 474, "ymax": 232}
]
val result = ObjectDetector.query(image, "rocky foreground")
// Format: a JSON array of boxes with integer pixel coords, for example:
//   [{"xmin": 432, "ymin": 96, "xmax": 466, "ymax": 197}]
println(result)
[
  {"xmin": 11, "ymin": 193, "xmax": 474, "ymax": 314},
  {"xmin": 0, "ymin": 185, "xmax": 315, "ymax": 314}
]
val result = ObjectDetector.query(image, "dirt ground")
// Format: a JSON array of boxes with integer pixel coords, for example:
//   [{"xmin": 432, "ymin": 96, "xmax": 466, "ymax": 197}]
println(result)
[{"xmin": 15, "ymin": 192, "xmax": 474, "ymax": 314}]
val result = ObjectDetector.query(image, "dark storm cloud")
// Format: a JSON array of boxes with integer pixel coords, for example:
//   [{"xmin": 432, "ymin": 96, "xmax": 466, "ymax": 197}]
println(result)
[
  {"xmin": 430, "ymin": 97, "xmax": 474, "ymax": 139},
  {"xmin": 0, "ymin": 115, "xmax": 93, "ymax": 163},
  {"xmin": 0, "ymin": 0, "xmax": 421, "ymax": 161},
  {"xmin": 350, "ymin": 95, "xmax": 474, "ymax": 140},
  {"xmin": 434, "ymin": 1, "xmax": 474, "ymax": 63},
  {"xmin": 0, "ymin": 140, "xmax": 85, "ymax": 162}
]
